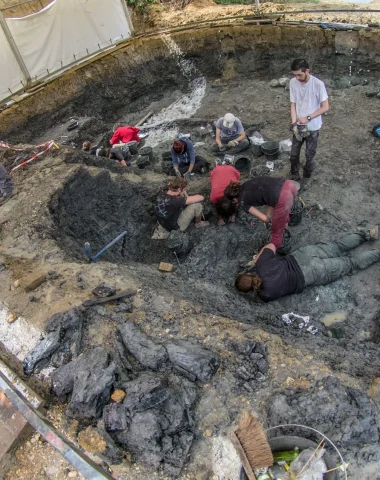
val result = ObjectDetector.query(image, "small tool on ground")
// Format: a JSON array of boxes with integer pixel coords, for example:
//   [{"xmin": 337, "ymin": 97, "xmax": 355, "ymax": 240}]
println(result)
[
  {"xmin": 84, "ymin": 231, "xmax": 127, "ymax": 262},
  {"xmin": 82, "ymin": 289, "xmax": 136, "ymax": 307},
  {"xmin": 159, "ymin": 262, "xmax": 174, "ymax": 272}
]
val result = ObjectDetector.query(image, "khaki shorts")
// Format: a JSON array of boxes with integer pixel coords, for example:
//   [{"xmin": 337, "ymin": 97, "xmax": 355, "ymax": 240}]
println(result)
[
  {"xmin": 177, "ymin": 203, "xmax": 203, "ymax": 231},
  {"xmin": 151, "ymin": 203, "xmax": 203, "ymax": 239}
]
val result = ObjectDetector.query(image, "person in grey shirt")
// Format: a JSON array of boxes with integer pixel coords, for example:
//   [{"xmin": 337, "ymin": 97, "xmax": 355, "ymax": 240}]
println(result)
[
  {"xmin": 0, "ymin": 163, "xmax": 14, "ymax": 206},
  {"xmin": 289, "ymin": 59, "xmax": 329, "ymax": 189},
  {"xmin": 212, "ymin": 113, "xmax": 250, "ymax": 154}
]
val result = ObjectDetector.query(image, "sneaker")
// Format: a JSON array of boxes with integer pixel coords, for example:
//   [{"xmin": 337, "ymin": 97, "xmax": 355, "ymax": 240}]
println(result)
[
  {"xmin": 195, "ymin": 221, "xmax": 209, "ymax": 229},
  {"xmin": 368, "ymin": 226, "xmax": 379, "ymax": 241}
]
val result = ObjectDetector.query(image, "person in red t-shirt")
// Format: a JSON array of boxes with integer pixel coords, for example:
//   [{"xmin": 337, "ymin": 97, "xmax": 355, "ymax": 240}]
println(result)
[
  {"xmin": 210, "ymin": 164, "xmax": 240, "ymax": 225},
  {"xmin": 110, "ymin": 123, "xmax": 141, "ymax": 146}
]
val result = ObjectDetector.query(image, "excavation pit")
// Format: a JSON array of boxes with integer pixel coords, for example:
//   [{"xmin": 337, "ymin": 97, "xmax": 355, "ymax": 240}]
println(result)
[{"xmin": 2, "ymin": 21, "xmax": 380, "ymax": 480}]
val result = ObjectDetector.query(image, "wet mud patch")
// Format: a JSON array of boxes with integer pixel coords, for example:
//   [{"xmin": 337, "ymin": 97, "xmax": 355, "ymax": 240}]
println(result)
[{"xmin": 49, "ymin": 169, "xmax": 170, "ymax": 264}]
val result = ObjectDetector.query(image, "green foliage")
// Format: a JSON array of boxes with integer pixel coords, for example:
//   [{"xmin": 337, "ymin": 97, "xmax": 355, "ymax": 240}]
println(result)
[{"xmin": 126, "ymin": 0, "xmax": 157, "ymax": 12}]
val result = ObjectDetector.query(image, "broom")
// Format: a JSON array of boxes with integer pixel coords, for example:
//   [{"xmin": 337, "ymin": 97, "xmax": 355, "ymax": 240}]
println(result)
[{"xmin": 229, "ymin": 412, "xmax": 274, "ymax": 480}]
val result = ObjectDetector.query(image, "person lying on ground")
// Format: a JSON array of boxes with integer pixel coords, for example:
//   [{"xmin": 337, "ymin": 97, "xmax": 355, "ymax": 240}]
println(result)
[
  {"xmin": 169, "ymin": 137, "xmax": 206, "ymax": 180},
  {"xmin": 0, "ymin": 163, "xmax": 15, "ymax": 206},
  {"xmin": 110, "ymin": 123, "xmax": 141, "ymax": 146},
  {"xmin": 235, "ymin": 227, "xmax": 379, "ymax": 302},
  {"xmin": 210, "ymin": 162, "xmax": 240, "ymax": 225},
  {"xmin": 155, "ymin": 177, "xmax": 209, "ymax": 233},
  {"xmin": 211, "ymin": 113, "xmax": 250, "ymax": 155},
  {"xmin": 224, "ymin": 177, "xmax": 297, "ymax": 248},
  {"xmin": 82, "ymin": 141, "xmax": 97, "ymax": 155}
]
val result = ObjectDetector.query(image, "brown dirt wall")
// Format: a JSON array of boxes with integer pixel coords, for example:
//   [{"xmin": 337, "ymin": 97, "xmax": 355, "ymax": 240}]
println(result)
[{"xmin": 3, "ymin": 24, "xmax": 379, "ymax": 136}]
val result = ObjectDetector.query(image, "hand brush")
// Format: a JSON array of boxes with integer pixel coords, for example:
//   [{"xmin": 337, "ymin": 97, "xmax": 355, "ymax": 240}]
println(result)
[{"xmin": 229, "ymin": 412, "xmax": 274, "ymax": 480}]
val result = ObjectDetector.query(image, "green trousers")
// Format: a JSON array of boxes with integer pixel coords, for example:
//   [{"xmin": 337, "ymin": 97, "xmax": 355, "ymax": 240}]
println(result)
[{"xmin": 292, "ymin": 233, "xmax": 380, "ymax": 287}]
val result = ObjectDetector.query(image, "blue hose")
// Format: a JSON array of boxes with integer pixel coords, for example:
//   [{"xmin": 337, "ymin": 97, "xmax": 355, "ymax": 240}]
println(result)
[{"xmin": 86, "ymin": 231, "xmax": 127, "ymax": 262}]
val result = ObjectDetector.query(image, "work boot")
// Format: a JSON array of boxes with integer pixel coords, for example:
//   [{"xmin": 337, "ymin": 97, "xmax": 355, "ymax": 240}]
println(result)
[
  {"xmin": 0, "ymin": 190, "xmax": 16, "ymax": 206},
  {"xmin": 366, "ymin": 226, "xmax": 379, "ymax": 241},
  {"xmin": 301, "ymin": 177, "xmax": 312, "ymax": 190},
  {"xmin": 289, "ymin": 172, "xmax": 300, "ymax": 181}
]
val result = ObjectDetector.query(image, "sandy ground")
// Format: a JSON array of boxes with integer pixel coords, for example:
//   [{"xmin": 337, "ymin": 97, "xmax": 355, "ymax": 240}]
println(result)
[{"xmin": 138, "ymin": 0, "xmax": 380, "ymax": 32}]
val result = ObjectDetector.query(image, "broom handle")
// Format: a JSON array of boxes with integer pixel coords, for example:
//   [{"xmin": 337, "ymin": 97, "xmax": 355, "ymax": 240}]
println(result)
[
  {"xmin": 325, "ymin": 463, "xmax": 349, "ymax": 474},
  {"xmin": 229, "ymin": 432, "xmax": 257, "ymax": 480}
]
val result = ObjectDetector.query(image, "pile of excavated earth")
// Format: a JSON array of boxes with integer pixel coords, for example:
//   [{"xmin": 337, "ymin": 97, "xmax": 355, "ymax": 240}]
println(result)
[{"xmin": 1, "ymin": 17, "xmax": 380, "ymax": 480}]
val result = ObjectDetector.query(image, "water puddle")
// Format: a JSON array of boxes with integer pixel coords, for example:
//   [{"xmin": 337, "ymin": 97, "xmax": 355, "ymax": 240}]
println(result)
[
  {"xmin": 320, "ymin": 310, "xmax": 347, "ymax": 327},
  {"xmin": 143, "ymin": 35, "xmax": 206, "ymax": 147}
]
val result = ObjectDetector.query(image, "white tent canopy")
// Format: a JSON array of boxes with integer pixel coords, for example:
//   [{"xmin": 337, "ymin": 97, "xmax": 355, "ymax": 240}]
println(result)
[
  {"xmin": 0, "ymin": 18, "xmax": 24, "ymax": 100},
  {"xmin": 0, "ymin": 0, "xmax": 132, "ymax": 102}
]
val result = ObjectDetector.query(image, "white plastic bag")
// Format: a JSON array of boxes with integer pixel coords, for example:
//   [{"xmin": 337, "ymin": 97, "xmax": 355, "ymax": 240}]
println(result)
[
  {"xmin": 279, "ymin": 138, "xmax": 292, "ymax": 152},
  {"xmin": 249, "ymin": 132, "xmax": 265, "ymax": 145}
]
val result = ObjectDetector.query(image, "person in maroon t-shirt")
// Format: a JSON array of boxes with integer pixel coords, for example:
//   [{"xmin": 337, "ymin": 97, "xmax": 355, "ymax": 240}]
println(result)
[
  {"xmin": 224, "ymin": 177, "xmax": 297, "ymax": 248},
  {"xmin": 210, "ymin": 164, "xmax": 240, "ymax": 225},
  {"xmin": 110, "ymin": 123, "xmax": 141, "ymax": 146}
]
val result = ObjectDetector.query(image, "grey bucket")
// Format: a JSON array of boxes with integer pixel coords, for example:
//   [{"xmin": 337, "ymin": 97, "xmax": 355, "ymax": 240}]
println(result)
[
  {"xmin": 166, "ymin": 230, "xmax": 192, "ymax": 257},
  {"xmin": 239, "ymin": 435, "xmax": 338, "ymax": 480},
  {"xmin": 234, "ymin": 155, "xmax": 251, "ymax": 173},
  {"xmin": 139, "ymin": 146, "xmax": 153, "ymax": 161},
  {"xmin": 261, "ymin": 141, "xmax": 279, "ymax": 160},
  {"xmin": 289, "ymin": 197, "xmax": 304, "ymax": 226},
  {"xmin": 251, "ymin": 143, "xmax": 263, "ymax": 157}
]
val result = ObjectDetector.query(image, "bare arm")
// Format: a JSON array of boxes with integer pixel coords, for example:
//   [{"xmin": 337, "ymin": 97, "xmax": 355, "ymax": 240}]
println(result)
[
  {"xmin": 310, "ymin": 98, "xmax": 329, "ymax": 118},
  {"xmin": 298, "ymin": 98, "xmax": 329, "ymax": 124},
  {"xmin": 254, "ymin": 243, "xmax": 276, "ymax": 264},
  {"xmin": 264, "ymin": 206, "xmax": 273, "ymax": 219},
  {"xmin": 248, "ymin": 206, "xmax": 270, "ymax": 223},
  {"xmin": 290, "ymin": 102, "xmax": 297, "ymax": 124},
  {"xmin": 236, "ymin": 131, "xmax": 246, "ymax": 142},
  {"xmin": 186, "ymin": 194, "xmax": 204, "ymax": 205},
  {"xmin": 216, "ymin": 128, "xmax": 222, "ymax": 146}
]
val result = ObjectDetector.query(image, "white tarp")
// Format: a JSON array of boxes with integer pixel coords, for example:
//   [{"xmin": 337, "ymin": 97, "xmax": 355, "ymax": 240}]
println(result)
[
  {"xmin": 0, "ymin": 22, "xmax": 24, "ymax": 100},
  {"xmin": 0, "ymin": 0, "xmax": 131, "ymax": 101}
]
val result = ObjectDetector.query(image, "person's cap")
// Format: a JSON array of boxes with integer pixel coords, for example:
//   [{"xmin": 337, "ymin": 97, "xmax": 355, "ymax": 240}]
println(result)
[{"xmin": 223, "ymin": 113, "xmax": 236, "ymax": 128}]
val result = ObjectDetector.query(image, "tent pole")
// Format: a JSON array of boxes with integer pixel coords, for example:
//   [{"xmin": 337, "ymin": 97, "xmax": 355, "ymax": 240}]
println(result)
[
  {"xmin": 0, "ymin": 9, "xmax": 31, "ymax": 87},
  {"xmin": 120, "ymin": 0, "xmax": 134, "ymax": 35}
]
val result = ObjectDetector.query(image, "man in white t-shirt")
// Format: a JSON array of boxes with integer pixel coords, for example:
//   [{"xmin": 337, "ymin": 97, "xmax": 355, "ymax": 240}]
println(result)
[
  {"xmin": 212, "ymin": 113, "xmax": 250, "ymax": 154},
  {"xmin": 289, "ymin": 59, "xmax": 329, "ymax": 189}
]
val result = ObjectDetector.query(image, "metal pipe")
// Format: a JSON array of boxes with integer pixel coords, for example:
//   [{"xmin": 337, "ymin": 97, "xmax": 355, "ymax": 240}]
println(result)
[
  {"xmin": 84, "ymin": 242, "xmax": 92, "ymax": 260},
  {"xmin": 0, "ymin": 9, "xmax": 31, "ymax": 87},
  {"xmin": 89, "ymin": 231, "xmax": 128, "ymax": 262},
  {"xmin": 0, "ymin": 371, "xmax": 114, "ymax": 480},
  {"xmin": 120, "ymin": 0, "xmax": 134, "ymax": 35}
]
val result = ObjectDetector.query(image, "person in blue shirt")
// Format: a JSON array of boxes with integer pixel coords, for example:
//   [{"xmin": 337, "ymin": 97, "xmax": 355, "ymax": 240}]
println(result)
[{"xmin": 169, "ymin": 137, "xmax": 206, "ymax": 181}]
